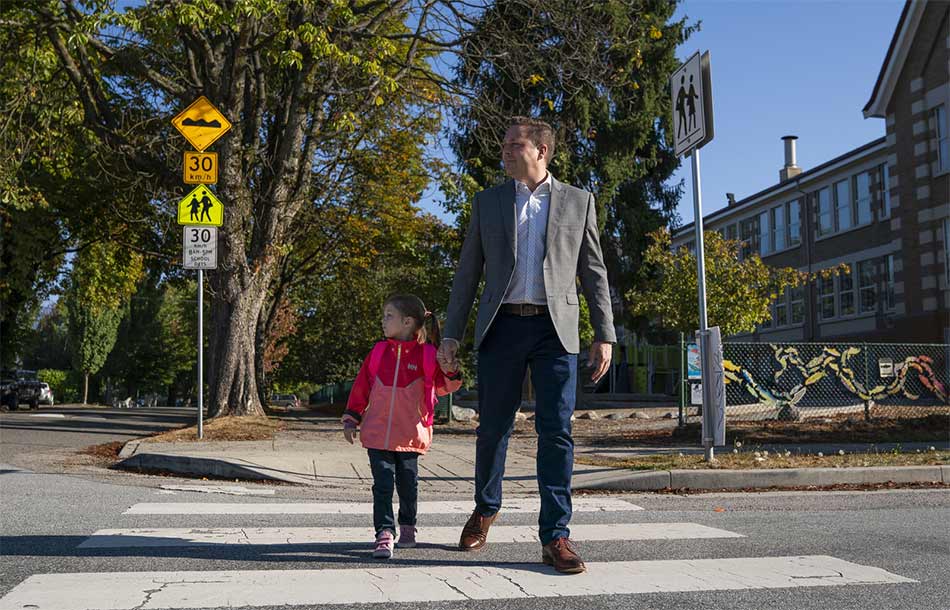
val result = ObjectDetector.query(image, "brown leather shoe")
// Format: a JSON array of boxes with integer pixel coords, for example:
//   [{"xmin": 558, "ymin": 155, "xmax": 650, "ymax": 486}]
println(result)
[
  {"xmin": 458, "ymin": 509, "xmax": 498, "ymax": 551},
  {"xmin": 542, "ymin": 537, "xmax": 586, "ymax": 574}
]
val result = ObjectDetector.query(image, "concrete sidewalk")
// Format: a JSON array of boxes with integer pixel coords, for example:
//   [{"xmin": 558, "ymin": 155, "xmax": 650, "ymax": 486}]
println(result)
[{"xmin": 116, "ymin": 414, "xmax": 950, "ymax": 492}]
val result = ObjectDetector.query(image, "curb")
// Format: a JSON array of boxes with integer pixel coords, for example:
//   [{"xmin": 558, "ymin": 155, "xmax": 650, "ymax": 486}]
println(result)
[
  {"xmin": 115, "ymin": 452, "xmax": 314, "ymax": 485},
  {"xmin": 574, "ymin": 465, "xmax": 949, "ymax": 491}
]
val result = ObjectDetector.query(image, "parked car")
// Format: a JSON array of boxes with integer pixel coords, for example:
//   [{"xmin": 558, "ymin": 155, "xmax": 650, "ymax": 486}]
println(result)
[
  {"xmin": 0, "ymin": 369, "xmax": 42, "ymax": 410},
  {"xmin": 38, "ymin": 382, "xmax": 54, "ymax": 406},
  {"xmin": 270, "ymin": 393, "xmax": 300, "ymax": 409}
]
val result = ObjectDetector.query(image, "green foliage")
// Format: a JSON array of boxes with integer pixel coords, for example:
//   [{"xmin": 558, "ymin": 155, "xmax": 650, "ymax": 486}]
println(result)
[
  {"xmin": 37, "ymin": 369, "xmax": 69, "ymax": 401},
  {"xmin": 66, "ymin": 292, "xmax": 122, "ymax": 379},
  {"xmin": 627, "ymin": 228, "xmax": 828, "ymax": 337}
]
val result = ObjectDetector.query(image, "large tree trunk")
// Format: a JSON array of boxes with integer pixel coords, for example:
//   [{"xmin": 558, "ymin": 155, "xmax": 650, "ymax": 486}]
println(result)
[{"xmin": 207, "ymin": 281, "xmax": 269, "ymax": 418}]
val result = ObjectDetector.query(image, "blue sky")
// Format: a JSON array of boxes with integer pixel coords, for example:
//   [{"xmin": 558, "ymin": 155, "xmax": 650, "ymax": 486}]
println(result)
[
  {"xmin": 418, "ymin": 0, "xmax": 905, "ymax": 227},
  {"xmin": 668, "ymin": 0, "xmax": 903, "ymax": 226}
]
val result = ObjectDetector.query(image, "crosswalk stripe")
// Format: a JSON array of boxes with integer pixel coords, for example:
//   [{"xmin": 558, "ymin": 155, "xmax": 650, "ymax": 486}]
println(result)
[
  {"xmin": 79, "ymin": 522, "xmax": 742, "ymax": 548},
  {"xmin": 0, "ymin": 556, "xmax": 914, "ymax": 609},
  {"xmin": 123, "ymin": 497, "xmax": 644, "ymax": 515}
]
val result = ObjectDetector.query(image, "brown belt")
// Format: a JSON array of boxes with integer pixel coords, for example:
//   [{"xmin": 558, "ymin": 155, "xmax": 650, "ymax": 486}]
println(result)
[{"xmin": 500, "ymin": 303, "xmax": 549, "ymax": 316}]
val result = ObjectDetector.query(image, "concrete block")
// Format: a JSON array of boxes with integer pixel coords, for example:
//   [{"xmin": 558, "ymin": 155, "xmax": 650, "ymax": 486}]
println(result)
[
  {"xmin": 912, "ymin": 99, "xmax": 925, "ymax": 115},
  {"xmin": 911, "ymin": 77, "xmax": 924, "ymax": 92},
  {"xmin": 916, "ymin": 164, "xmax": 931, "ymax": 179},
  {"xmin": 918, "ymin": 185, "xmax": 931, "ymax": 200},
  {"xmin": 923, "ymin": 297, "xmax": 938, "ymax": 311},
  {"xmin": 914, "ymin": 141, "xmax": 929, "ymax": 157},
  {"xmin": 913, "ymin": 120, "xmax": 927, "ymax": 136}
]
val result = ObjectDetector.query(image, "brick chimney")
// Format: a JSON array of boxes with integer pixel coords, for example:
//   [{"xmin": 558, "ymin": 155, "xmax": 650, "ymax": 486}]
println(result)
[{"xmin": 780, "ymin": 135, "xmax": 802, "ymax": 182}]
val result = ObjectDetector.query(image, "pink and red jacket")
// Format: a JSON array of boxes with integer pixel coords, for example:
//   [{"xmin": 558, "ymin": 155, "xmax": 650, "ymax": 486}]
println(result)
[{"xmin": 344, "ymin": 339, "xmax": 462, "ymax": 454}]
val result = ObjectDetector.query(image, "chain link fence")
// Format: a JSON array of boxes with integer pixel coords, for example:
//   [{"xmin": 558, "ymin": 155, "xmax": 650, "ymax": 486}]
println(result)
[{"xmin": 718, "ymin": 342, "xmax": 950, "ymax": 421}]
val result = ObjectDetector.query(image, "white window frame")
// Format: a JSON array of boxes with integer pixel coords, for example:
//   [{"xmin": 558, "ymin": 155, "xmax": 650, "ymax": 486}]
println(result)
[
  {"xmin": 935, "ymin": 104, "xmax": 949, "ymax": 173},
  {"xmin": 854, "ymin": 171, "xmax": 873, "ymax": 226},
  {"xmin": 839, "ymin": 264, "xmax": 856, "ymax": 316},
  {"xmin": 759, "ymin": 210, "xmax": 771, "ymax": 256},
  {"xmin": 817, "ymin": 274, "xmax": 836, "ymax": 320},
  {"xmin": 789, "ymin": 286, "xmax": 805, "ymax": 324},
  {"xmin": 834, "ymin": 179, "xmax": 852, "ymax": 232},
  {"xmin": 858, "ymin": 259, "xmax": 877, "ymax": 314},
  {"xmin": 817, "ymin": 187, "xmax": 834, "ymax": 236},
  {"xmin": 771, "ymin": 205, "xmax": 787, "ymax": 252},
  {"xmin": 878, "ymin": 164, "xmax": 891, "ymax": 219},
  {"xmin": 884, "ymin": 254, "xmax": 896, "ymax": 311},
  {"xmin": 788, "ymin": 199, "xmax": 802, "ymax": 246},
  {"xmin": 945, "ymin": 219, "xmax": 950, "ymax": 284}
]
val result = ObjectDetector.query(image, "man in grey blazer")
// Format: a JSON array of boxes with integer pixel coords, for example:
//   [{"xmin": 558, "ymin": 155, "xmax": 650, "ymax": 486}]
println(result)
[{"xmin": 439, "ymin": 116, "xmax": 616, "ymax": 574}]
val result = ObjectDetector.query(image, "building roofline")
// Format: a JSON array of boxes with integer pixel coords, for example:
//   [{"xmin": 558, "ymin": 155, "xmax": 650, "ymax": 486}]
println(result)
[
  {"xmin": 863, "ymin": 1, "xmax": 925, "ymax": 118},
  {"xmin": 673, "ymin": 137, "xmax": 887, "ymax": 237}
]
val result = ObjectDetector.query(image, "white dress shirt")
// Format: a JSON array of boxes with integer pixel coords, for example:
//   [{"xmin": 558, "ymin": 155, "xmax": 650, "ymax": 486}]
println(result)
[{"xmin": 503, "ymin": 173, "xmax": 552, "ymax": 305}]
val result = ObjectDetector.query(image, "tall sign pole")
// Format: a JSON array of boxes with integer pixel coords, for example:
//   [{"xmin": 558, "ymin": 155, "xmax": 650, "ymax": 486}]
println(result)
[
  {"xmin": 173, "ymin": 96, "xmax": 231, "ymax": 439},
  {"xmin": 671, "ymin": 51, "xmax": 724, "ymax": 462}
]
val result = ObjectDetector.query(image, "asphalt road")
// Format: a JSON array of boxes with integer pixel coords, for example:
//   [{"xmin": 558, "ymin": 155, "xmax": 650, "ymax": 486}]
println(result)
[{"xmin": 1, "ymin": 406, "xmax": 948, "ymax": 610}]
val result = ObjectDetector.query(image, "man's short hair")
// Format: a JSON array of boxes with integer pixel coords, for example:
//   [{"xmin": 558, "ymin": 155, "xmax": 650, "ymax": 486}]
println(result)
[{"xmin": 509, "ymin": 116, "xmax": 555, "ymax": 158}]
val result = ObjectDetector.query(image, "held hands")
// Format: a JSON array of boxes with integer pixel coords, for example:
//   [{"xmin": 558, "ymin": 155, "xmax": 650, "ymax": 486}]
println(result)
[
  {"xmin": 437, "ymin": 338, "xmax": 460, "ymax": 375},
  {"xmin": 589, "ymin": 341, "xmax": 612, "ymax": 383}
]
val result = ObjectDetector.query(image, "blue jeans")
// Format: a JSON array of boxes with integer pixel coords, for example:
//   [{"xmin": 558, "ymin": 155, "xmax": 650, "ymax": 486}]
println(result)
[
  {"xmin": 475, "ymin": 312, "xmax": 577, "ymax": 545},
  {"xmin": 367, "ymin": 449, "xmax": 419, "ymax": 535}
]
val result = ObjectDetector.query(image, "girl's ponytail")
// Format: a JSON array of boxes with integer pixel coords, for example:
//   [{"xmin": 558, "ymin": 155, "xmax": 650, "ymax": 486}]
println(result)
[{"xmin": 423, "ymin": 309, "xmax": 442, "ymax": 347}]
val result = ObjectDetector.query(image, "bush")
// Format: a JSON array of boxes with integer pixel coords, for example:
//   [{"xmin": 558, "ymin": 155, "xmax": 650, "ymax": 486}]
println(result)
[{"xmin": 37, "ymin": 369, "xmax": 80, "ymax": 403}]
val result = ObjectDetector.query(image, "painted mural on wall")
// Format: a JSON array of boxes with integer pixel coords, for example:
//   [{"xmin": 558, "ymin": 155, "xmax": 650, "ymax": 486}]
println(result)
[{"xmin": 722, "ymin": 344, "xmax": 949, "ymax": 412}]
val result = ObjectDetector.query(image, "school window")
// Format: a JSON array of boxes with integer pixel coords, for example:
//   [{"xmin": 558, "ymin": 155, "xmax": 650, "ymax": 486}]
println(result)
[
  {"xmin": 726, "ymin": 223, "xmax": 738, "ymax": 242},
  {"xmin": 835, "ymin": 179, "xmax": 852, "ymax": 232},
  {"xmin": 935, "ymin": 105, "xmax": 949, "ymax": 172},
  {"xmin": 884, "ymin": 254, "xmax": 896, "ymax": 310},
  {"xmin": 774, "ymin": 293, "xmax": 788, "ymax": 326},
  {"xmin": 858, "ymin": 259, "xmax": 877, "ymax": 313},
  {"xmin": 740, "ymin": 217, "xmax": 757, "ymax": 259},
  {"xmin": 817, "ymin": 187, "xmax": 834, "ymax": 236},
  {"xmin": 945, "ymin": 219, "xmax": 950, "ymax": 283},
  {"xmin": 877, "ymin": 164, "xmax": 891, "ymax": 218},
  {"xmin": 789, "ymin": 286, "xmax": 805, "ymax": 324},
  {"xmin": 854, "ymin": 171, "xmax": 873, "ymax": 225},
  {"xmin": 788, "ymin": 199, "xmax": 801, "ymax": 246},
  {"xmin": 840, "ymin": 264, "xmax": 856, "ymax": 316},
  {"xmin": 771, "ymin": 206, "xmax": 786, "ymax": 251},
  {"xmin": 818, "ymin": 274, "xmax": 836, "ymax": 320},
  {"xmin": 758, "ymin": 211, "xmax": 771, "ymax": 256}
]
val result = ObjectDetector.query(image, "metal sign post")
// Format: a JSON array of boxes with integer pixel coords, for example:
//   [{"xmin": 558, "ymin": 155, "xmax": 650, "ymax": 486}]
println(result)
[
  {"xmin": 173, "ymin": 96, "xmax": 230, "ymax": 440},
  {"xmin": 198, "ymin": 269, "xmax": 203, "ymax": 439},
  {"xmin": 671, "ymin": 51, "xmax": 723, "ymax": 461}
]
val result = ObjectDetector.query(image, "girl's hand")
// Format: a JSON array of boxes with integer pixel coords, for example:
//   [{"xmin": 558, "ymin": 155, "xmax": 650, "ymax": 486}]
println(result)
[{"xmin": 343, "ymin": 425, "xmax": 358, "ymax": 444}]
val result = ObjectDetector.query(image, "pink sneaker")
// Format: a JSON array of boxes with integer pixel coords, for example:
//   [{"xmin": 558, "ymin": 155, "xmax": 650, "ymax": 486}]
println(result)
[
  {"xmin": 373, "ymin": 530, "xmax": 394, "ymax": 559},
  {"xmin": 397, "ymin": 525, "xmax": 417, "ymax": 548}
]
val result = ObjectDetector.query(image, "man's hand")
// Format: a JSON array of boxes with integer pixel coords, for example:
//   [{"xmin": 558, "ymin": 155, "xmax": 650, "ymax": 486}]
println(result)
[
  {"xmin": 589, "ymin": 341, "xmax": 612, "ymax": 383},
  {"xmin": 343, "ymin": 425, "xmax": 358, "ymax": 445},
  {"xmin": 438, "ymin": 338, "xmax": 460, "ymax": 374}
]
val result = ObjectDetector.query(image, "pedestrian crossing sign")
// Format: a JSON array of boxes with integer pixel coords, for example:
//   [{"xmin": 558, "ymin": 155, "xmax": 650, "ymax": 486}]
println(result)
[{"xmin": 177, "ymin": 185, "xmax": 224, "ymax": 226}]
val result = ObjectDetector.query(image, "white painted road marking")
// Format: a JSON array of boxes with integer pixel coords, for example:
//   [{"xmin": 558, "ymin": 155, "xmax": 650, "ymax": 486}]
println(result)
[
  {"xmin": 0, "ymin": 556, "xmax": 914, "ymax": 610},
  {"xmin": 79, "ymin": 522, "xmax": 742, "ymax": 548},
  {"xmin": 123, "ymin": 497, "xmax": 644, "ymax": 515}
]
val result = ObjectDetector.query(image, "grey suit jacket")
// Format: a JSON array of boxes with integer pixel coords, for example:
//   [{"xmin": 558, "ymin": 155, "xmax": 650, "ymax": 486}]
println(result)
[{"xmin": 443, "ymin": 177, "xmax": 616, "ymax": 354}]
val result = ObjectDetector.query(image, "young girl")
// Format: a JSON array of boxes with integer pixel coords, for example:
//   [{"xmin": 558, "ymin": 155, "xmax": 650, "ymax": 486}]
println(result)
[{"xmin": 342, "ymin": 294, "xmax": 462, "ymax": 559}]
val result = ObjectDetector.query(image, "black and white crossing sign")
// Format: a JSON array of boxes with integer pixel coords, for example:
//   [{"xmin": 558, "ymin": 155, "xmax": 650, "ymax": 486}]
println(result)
[
  {"xmin": 183, "ymin": 226, "xmax": 217, "ymax": 269},
  {"xmin": 671, "ymin": 51, "xmax": 714, "ymax": 157}
]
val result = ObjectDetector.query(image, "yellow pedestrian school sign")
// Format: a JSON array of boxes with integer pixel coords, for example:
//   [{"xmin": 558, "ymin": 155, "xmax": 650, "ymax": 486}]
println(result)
[
  {"xmin": 177, "ymin": 185, "xmax": 224, "ymax": 226},
  {"xmin": 171, "ymin": 96, "xmax": 232, "ymax": 152}
]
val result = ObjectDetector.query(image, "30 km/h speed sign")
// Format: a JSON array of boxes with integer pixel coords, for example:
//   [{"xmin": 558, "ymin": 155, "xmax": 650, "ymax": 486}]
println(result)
[
  {"xmin": 183, "ymin": 151, "xmax": 218, "ymax": 184},
  {"xmin": 183, "ymin": 226, "xmax": 217, "ymax": 269}
]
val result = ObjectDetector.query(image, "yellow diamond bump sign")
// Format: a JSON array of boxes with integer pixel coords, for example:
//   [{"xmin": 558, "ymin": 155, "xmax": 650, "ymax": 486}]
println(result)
[
  {"xmin": 171, "ymin": 96, "xmax": 232, "ymax": 152},
  {"xmin": 178, "ymin": 185, "xmax": 224, "ymax": 227}
]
